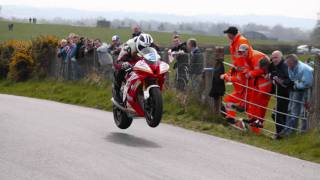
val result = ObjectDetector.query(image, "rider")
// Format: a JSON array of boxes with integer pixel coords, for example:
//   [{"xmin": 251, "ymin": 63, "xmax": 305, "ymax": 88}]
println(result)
[{"xmin": 113, "ymin": 33, "xmax": 155, "ymax": 104}]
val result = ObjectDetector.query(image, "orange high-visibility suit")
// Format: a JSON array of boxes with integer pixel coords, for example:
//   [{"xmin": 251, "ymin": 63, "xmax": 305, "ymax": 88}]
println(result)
[
  {"xmin": 245, "ymin": 50, "xmax": 272, "ymax": 125},
  {"xmin": 223, "ymin": 33, "xmax": 252, "ymax": 119}
]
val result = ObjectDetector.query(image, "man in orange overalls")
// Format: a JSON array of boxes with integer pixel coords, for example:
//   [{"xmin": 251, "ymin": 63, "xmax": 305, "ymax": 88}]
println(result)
[
  {"xmin": 238, "ymin": 44, "xmax": 272, "ymax": 128},
  {"xmin": 220, "ymin": 27, "xmax": 253, "ymax": 124}
]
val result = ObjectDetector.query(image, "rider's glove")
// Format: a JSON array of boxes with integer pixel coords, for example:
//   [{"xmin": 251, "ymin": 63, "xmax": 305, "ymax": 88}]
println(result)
[{"xmin": 121, "ymin": 62, "xmax": 131, "ymax": 70}]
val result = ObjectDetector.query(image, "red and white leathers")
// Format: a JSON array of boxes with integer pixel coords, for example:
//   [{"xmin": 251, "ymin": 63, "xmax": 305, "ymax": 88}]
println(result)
[
  {"xmin": 223, "ymin": 33, "xmax": 253, "ymax": 119},
  {"xmin": 245, "ymin": 50, "xmax": 272, "ymax": 126}
]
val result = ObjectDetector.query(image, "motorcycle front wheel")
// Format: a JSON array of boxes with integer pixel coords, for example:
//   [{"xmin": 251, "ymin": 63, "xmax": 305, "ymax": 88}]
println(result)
[{"xmin": 145, "ymin": 88, "xmax": 163, "ymax": 128}]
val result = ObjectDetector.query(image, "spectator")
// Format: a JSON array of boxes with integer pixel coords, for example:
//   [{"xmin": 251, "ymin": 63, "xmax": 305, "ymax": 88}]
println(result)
[
  {"xmin": 8, "ymin": 23, "xmax": 14, "ymax": 31},
  {"xmin": 84, "ymin": 38, "xmax": 95, "ymax": 55},
  {"xmin": 32, "ymin": 18, "xmax": 37, "ymax": 24},
  {"xmin": 57, "ymin": 39, "xmax": 69, "ymax": 78},
  {"xmin": 170, "ymin": 35, "xmax": 187, "ymax": 53},
  {"xmin": 277, "ymin": 54, "xmax": 313, "ymax": 138},
  {"xmin": 187, "ymin": 38, "xmax": 204, "ymax": 93},
  {"xmin": 67, "ymin": 37, "xmax": 80, "ymax": 80},
  {"xmin": 108, "ymin": 35, "xmax": 121, "ymax": 56},
  {"xmin": 209, "ymin": 58, "xmax": 226, "ymax": 102},
  {"xmin": 29, "ymin": 17, "xmax": 32, "ymax": 24},
  {"xmin": 131, "ymin": 25, "xmax": 160, "ymax": 51},
  {"xmin": 168, "ymin": 34, "xmax": 188, "ymax": 68},
  {"xmin": 94, "ymin": 39, "xmax": 113, "ymax": 79},
  {"xmin": 132, "ymin": 24, "xmax": 142, "ymax": 38},
  {"xmin": 269, "ymin": 50, "xmax": 291, "ymax": 134},
  {"xmin": 75, "ymin": 37, "xmax": 85, "ymax": 60}
]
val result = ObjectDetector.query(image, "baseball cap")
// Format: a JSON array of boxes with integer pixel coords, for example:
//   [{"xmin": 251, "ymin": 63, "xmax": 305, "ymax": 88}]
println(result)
[
  {"xmin": 238, "ymin": 44, "xmax": 249, "ymax": 52},
  {"xmin": 223, "ymin": 26, "xmax": 238, "ymax": 35},
  {"xmin": 112, "ymin": 35, "xmax": 120, "ymax": 41}
]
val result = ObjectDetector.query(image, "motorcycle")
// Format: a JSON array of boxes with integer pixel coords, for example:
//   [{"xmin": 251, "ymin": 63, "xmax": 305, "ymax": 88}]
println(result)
[{"xmin": 111, "ymin": 47, "xmax": 170, "ymax": 129}]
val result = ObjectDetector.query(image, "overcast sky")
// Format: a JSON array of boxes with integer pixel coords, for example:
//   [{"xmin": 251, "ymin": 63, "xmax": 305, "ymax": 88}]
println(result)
[{"xmin": 1, "ymin": 0, "xmax": 319, "ymax": 19}]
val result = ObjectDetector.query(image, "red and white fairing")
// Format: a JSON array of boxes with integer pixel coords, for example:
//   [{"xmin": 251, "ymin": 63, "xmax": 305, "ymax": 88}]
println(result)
[{"xmin": 122, "ymin": 47, "xmax": 169, "ymax": 116}]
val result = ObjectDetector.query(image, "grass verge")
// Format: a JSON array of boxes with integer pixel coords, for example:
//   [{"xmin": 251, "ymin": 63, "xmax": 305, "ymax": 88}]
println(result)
[{"xmin": 0, "ymin": 79, "xmax": 319, "ymax": 163}]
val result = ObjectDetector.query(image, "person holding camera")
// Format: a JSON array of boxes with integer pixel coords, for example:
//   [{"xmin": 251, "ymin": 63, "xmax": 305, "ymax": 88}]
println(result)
[
  {"xmin": 269, "ymin": 50, "xmax": 291, "ymax": 134},
  {"xmin": 277, "ymin": 54, "xmax": 313, "ymax": 138}
]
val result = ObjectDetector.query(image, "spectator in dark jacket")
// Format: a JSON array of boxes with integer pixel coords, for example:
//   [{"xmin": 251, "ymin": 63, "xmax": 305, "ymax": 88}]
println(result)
[
  {"xmin": 131, "ymin": 25, "xmax": 160, "ymax": 51},
  {"xmin": 269, "ymin": 50, "xmax": 291, "ymax": 134},
  {"xmin": 169, "ymin": 34, "xmax": 188, "ymax": 69},
  {"xmin": 171, "ymin": 35, "xmax": 187, "ymax": 53},
  {"xmin": 132, "ymin": 24, "xmax": 142, "ymax": 38},
  {"xmin": 75, "ymin": 37, "xmax": 85, "ymax": 60},
  {"xmin": 209, "ymin": 61, "xmax": 225, "ymax": 99},
  {"xmin": 187, "ymin": 38, "xmax": 204, "ymax": 92},
  {"xmin": 108, "ymin": 35, "xmax": 121, "ymax": 56}
]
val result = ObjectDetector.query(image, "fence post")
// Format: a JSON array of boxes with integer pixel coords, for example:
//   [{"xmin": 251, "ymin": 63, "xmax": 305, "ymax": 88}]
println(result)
[
  {"xmin": 161, "ymin": 49, "xmax": 170, "ymax": 88},
  {"xmin": 175, "ymin": 53, "xmax": 189, "ymax": 91},
  {"xmin": 212, "ymin": 46, "xmax": 225, "ymax": 113},
  {"xmin": 202, "ymin": 48, "xmax": 214, "ymax": 105},
  {"xmin": 309, "ymin": 54, "xmax": 320, "ymax": 129}
]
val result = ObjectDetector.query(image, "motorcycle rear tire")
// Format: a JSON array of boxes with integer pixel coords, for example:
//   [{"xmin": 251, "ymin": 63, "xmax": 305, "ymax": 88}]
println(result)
[{"xmin": 113, "ymin": 105, "xmax": 133, "ymax": 129}]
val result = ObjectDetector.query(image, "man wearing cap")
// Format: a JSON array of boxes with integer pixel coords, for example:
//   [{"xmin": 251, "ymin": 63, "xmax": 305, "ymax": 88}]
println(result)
[
  {"xmin": 108, "ymin": 35, "xmax": 122, "ymax": 56},
  {"xmin": 223, "ymin": 26, "xmax": 253, "ymax": 63},
  {"xmin": 238, "ymin": 44, "xmax": 272, "ymax": 129},
  {"xmin": 220, "ymin": 27, "xmax": 253, "ymax": 124}
]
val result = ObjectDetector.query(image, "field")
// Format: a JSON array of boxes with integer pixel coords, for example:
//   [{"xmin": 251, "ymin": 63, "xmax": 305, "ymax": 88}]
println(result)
[{"xmin": 0, "ymin": 20, "xmax": 292, "ymax": 47}]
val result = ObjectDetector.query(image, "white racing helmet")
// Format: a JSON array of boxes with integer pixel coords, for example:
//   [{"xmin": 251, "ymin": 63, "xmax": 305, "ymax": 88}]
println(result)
[{"xmin": 136, "ymin": 33, "xmax": 154, "ymax": 53}]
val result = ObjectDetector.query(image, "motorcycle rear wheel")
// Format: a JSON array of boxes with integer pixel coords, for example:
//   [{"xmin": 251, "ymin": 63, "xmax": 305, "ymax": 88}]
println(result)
[{"xmin": 113, "ymin": 105, "xmax": 133, "ymax": 129}]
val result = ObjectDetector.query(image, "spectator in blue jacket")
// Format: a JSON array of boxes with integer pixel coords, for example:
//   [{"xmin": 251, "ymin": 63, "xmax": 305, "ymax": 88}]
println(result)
[
  {"xmin": 67, "ymin": 37, "xmax": 80, "ymax": 80},
  {"xmin": 57, "ymin": 39, "xmax": 69, "ymax": 78},
  {"xmin": 277, "ymin": 54, "xmax": 313, "ymax": 138}
]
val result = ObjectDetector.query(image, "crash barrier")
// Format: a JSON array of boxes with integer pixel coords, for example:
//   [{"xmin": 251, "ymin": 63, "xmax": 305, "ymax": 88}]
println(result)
[{"xmin": 220, "ymin": 58, "xmax": 318, "ymax": 137}]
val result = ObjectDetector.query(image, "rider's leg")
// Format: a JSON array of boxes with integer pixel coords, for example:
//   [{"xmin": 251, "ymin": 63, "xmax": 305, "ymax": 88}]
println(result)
[{"xmin": 113, "ymin": 69, "xmax": 126, "ymax": 103}]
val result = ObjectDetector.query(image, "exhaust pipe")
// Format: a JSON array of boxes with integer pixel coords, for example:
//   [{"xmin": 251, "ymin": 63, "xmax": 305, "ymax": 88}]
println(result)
[{"xmin": 111, "ymin": 98, "xmax": 136, "ymax": 114}]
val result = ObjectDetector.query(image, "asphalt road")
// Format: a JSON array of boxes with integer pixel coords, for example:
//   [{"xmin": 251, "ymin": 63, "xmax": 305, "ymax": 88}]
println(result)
[{"xmin": 0, "ymin": 94, "xmax": 319, "ymax": 180}]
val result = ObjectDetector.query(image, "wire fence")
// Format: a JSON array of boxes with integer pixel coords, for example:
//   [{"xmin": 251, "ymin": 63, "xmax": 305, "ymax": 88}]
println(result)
[
  {"xmin": 53, "ymin": 50, "xmax": 115, "ymax": 81},
  {"xmin": 52, "ymin": 48, "xmax": 318, "ymax": 137},
  {"xmin": 221, "ymin": 61, "xmax": 311, "ymax": 136}
]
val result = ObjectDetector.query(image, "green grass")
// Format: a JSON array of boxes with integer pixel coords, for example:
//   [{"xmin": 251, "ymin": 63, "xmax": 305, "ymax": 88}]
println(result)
[
  {"xmin": 0, "ymin": 79, "xmax": 319, "ymax": 163},
  {"xmin": 0, "ymin": 20, "xmax": 291, "ymax": 46}
]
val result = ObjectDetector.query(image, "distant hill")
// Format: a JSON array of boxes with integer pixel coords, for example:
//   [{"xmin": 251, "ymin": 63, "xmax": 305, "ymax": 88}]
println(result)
[{"xmin": 1, "ymin": 5, "xmax": 317, "ymax": 30}]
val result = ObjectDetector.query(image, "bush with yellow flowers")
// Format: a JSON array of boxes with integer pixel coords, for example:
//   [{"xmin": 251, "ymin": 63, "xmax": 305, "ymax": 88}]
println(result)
[
  {"xmin": 8, "ymin": 51, "xmax": 34, "ymax": 82},
  {"xmin": 31, "ymin": 35, "xmax": 59, "ymax": 78},
  {"xmin": 0, "ymin": 40, "xmax": 32, "ymax": 80}
]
